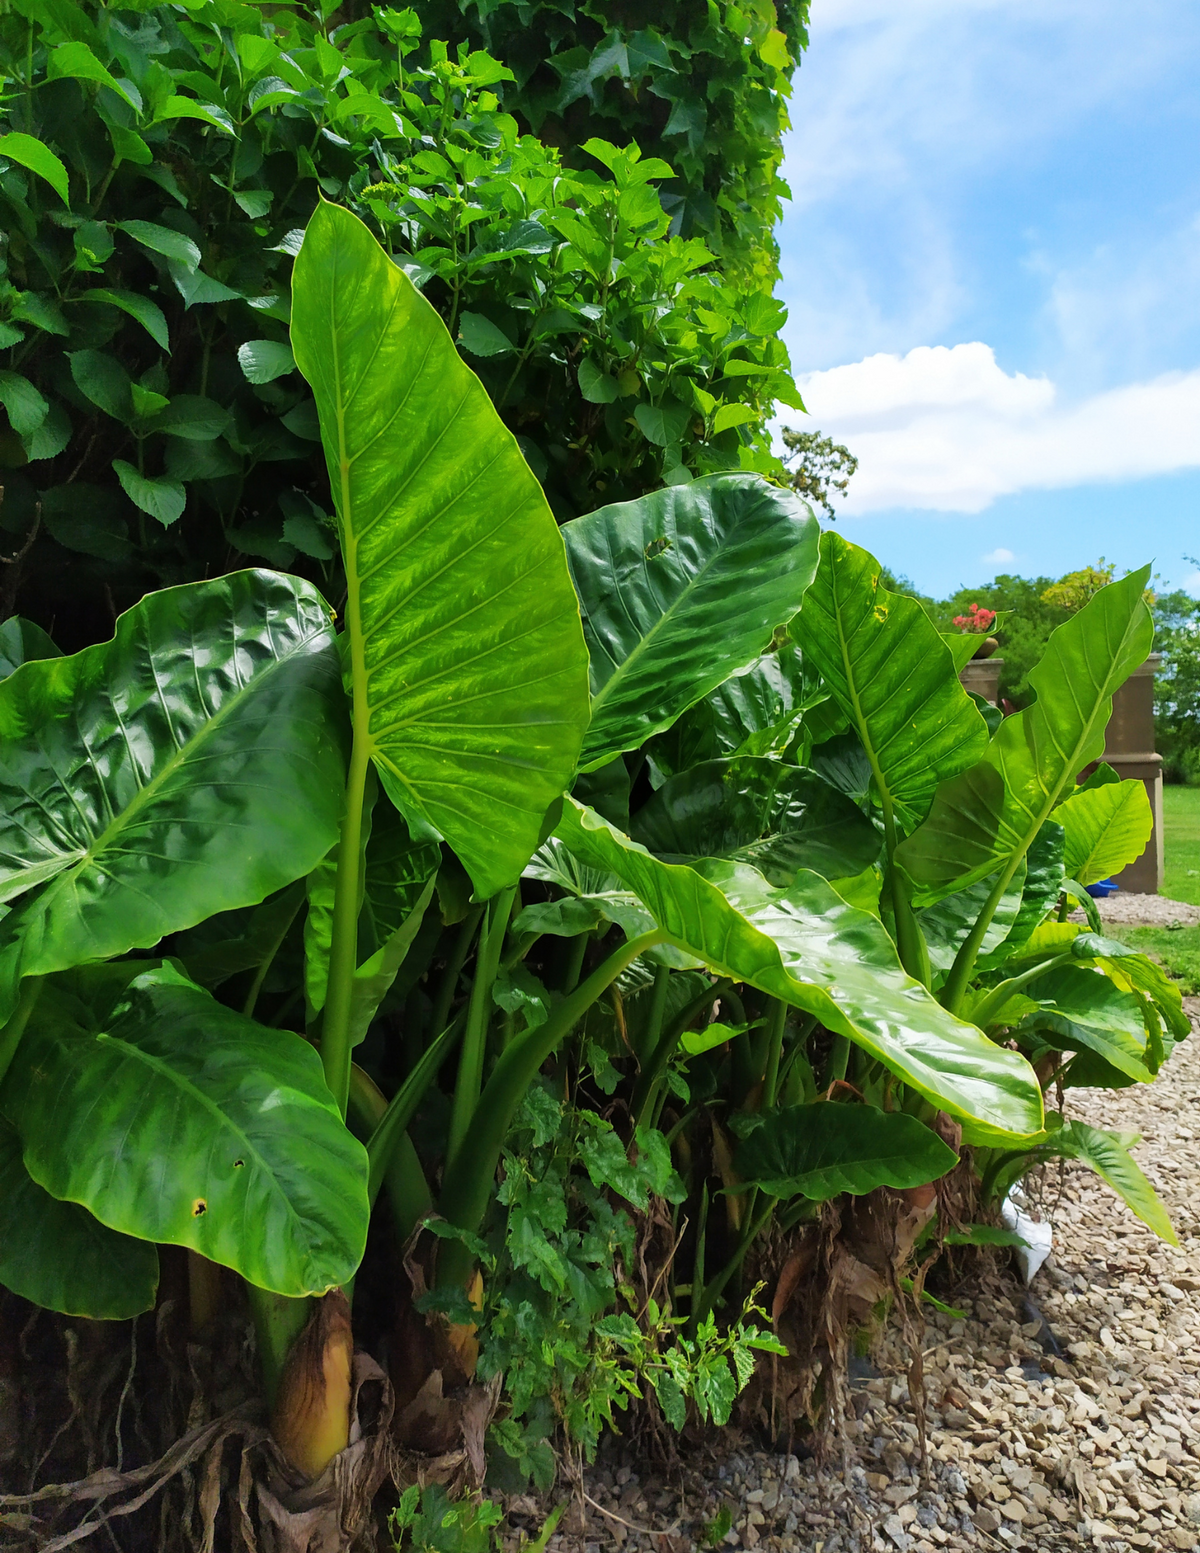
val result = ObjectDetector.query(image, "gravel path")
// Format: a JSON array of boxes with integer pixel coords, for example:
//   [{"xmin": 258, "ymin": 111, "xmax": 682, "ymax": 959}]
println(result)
[
  {"xmin": 1082, "ymin": 894, "xmax": 1200, "ymax": 927},
  {"xmin": 544, "ymin": 1000, "xmax": 1200, "ymax": 1553}
]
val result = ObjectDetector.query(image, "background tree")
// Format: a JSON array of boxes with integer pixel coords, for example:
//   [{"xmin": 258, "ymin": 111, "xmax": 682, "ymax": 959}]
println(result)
[{"xmin": 780, "ymin": 426, "xmax": 858, "ymax": 521}]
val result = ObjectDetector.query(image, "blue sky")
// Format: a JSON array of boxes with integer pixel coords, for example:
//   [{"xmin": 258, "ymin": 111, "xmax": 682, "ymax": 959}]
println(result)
[{"xmin": 774, "ymin": 0, "xmax": 1200, "ymax": 598}]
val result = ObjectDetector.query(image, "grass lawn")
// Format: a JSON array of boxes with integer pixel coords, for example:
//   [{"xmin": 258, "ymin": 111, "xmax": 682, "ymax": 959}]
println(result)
[
  {"xmin": 1121, "ymin": 785, "xmax": 1200, "ymax": 996},
  {"xmin": 1163, "ymin": 784, "xmax": 1200, "ymax": 905}
]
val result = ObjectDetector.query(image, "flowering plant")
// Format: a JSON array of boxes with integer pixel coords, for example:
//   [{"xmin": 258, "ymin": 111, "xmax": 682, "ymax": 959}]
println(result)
[{"xmin": 953, "ymin": 603, "xmax": 997, "ymax": 633}]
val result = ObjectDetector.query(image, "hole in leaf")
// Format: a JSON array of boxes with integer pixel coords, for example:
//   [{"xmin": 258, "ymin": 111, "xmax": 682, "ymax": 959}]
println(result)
[
  {"xmin": 233, "ymin": 1159, "xmax": 245, "ymax": 1168},
  {"xmin": 192, "ymin": 1199, "xmax": 207, "ymax": 1217},
  {"xmin": 644, "ymin": 536, "xmax": 671, "ymax": 559}
]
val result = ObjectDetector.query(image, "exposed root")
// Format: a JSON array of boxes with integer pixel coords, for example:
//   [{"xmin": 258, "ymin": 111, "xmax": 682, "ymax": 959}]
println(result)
[{"xmin": 0, "ymin": 1352, "xmax": 394, "ymax": 1553}]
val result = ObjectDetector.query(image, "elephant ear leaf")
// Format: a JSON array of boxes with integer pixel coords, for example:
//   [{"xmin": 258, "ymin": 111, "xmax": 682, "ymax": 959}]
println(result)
[
  {"xmin": 555, "ymin": 798, "xmax": 1043, "ymax": 1135},
  {"xmin": 0, "ymin": 571, "xmax": 347, "ymax": 1022},
  {"xmin": 290, "ymin": 202, "xmax": 590, "ymax": 899},
  {"xmin": 562, "ymin": 473, "xmax": 819, "ymax": 771},
  {"xmin": 792, "ymin": 531, "xmax": 989, "ymax": 840},
  {"xmin": 0, "ymin": 1116, "xmax": 159, "ymax": 1319},
  {"xmin": 1058, "ymin": 1120, "xmax": 1176, "ymax": 1244},
  {"xmin": 897, "ymin": 567, "xmax": 1153, "ymax": 901},
  {"xmin": 1055, "ymin": 778, "xmax": 1153, "ymax": 886},
  {"xmin": 629, "ymin": 757, "xmax": 881, "ymax": 884},
  {"xmin": 734, "ymin": 1102, "xmax": 958, "ymax": 1199},
  {"xmin": 1, "ymin": 965, "xmax": 369, "ymax": 1296}
]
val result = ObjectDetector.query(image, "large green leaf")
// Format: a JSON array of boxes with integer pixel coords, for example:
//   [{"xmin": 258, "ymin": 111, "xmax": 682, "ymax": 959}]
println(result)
[
  {"xmin": 646, "ymin": 644, "xmax": 820, "ymax": 778},
  {"xmin": 1056, "ymin": 778, "xmax": 1153, "ymax": 886},
  {"xmin": 734, "ymin": 1102, "xmax": 958, "ymax": 1199},
  {"xmin": 2, "ymin": 966, "xmax": 368, "ymax": 1295},
  {"xmin": 561, "ymin": 474, "xmax": 819, "ymax": 771},
  {"xmin": 0, "ymin": 572, "xmax": 346, "ymax": 1022},
  {"xmin": 917, "ymin": 860, "xmax": 1027, "ymax": 976},
  {"xmin": 974, "ymin": 822, "xmax": 1065, "ymax": 972},
  {"xmin": 629, "ymin": 757, "xmax": 880, "ymax": 885},
  {"xmin": 792, "ymin": 532, "xmax": 989, "ymax": 837},
  {"xmin": 554, "ymin": 799, "xmax": 1043, "ymax": 1134},
  {"xmin": 896, "ymin": 568, "xmax": 1154, "ymax": 900},
  {"xmin": 1016, "ymin": 963, "xmax": 1155, "ymax": 1082},
  {"xmin": 291, "ymin": 202, "xmax": 590, "ymax": 898},
  {"xmin": 1059, "ymin": 1120, "xmax": 1176, "ymax": 1244},
  {"xmin": 0, "ymin": 1115, "xmax": 158, "ymax": 1319}
]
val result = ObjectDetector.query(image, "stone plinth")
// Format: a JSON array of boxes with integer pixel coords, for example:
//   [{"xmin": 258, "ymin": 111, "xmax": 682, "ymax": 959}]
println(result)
[
  {"xmin": 1100, "ymin": 654, "xmax": 1163, "ymax": 894},
  {"xmin": 960, "ymin": 656, "xmax": 1004, "ymax": 707}
]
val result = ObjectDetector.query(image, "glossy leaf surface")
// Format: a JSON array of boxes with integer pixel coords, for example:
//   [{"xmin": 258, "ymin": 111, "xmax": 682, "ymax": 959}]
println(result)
[
  {"xmin": 562, "ymin": 474, "xmax": 819, "ymax": 771},
  {"xmin": 0, "ymin": 1116, "xmax": 158, "ymax": 1319},
  {"xmin": 1056, "ymin": 779, "xmax": 1153, "ymax": 887},
  {"xmin": 974, "ymin": 822, "xmax": 1065, "ymax": 973},
  {"xmin": 555, "ymin": 800, "xmax": 1043, "ymax": 1134},
  {"xmin": 3, "ymin": 966, "xmax": 369, "ymax": 1295},
  {"xmin": 291, "ymin": 202, "xmax": 589, "ymax": 898},
  {"xmin": 734, "ymin": 1102, "xmax": 958, "ymax": 1199},
  {"xmin": 647, "ymin": 644, "xmax": 818, "ymax": 778},
  {"xmin": 630, "ymin": 758, "xmax": 880, "ymax": 884},
  {"xmin": 918, "ymin": 861, "xmax": 1027, "ymax": 976},
  {"xmin": 0, "ymin": 572, "xmax": 346, "ymax": 1022},
  {"xmin": 1017, "ymin": 963, "xmax": 1155, "ymax": 1083},
  {"xmin": 897, "ymin": 569, "xmax": 1153, "ymax": 899},
  {"xmin": 792, "ymin": 532, "xmax": 988, "ymax": 836}
]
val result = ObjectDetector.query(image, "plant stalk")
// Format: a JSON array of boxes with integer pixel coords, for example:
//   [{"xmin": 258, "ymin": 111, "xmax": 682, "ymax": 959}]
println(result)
[
  {"xmin": 760, "ymin": 998, "xmax": 787, "ymax": 1110},
  {"xmin": 320, "ymin": 735, "xmax": 372, "ymax": 1117},
  {"xmin": 448, "ymin": 885, "xmax": 516, "ymax": 1162},
  {"xmin": 246, "ymin": 1285, "xmax": 312, "ymax": 1408}
]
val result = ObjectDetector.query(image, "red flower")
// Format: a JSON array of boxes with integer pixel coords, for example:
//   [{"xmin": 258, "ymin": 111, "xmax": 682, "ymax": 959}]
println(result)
[{"xmin": 953, "ymin": 602, "xmax": 996, "ymax": 634}]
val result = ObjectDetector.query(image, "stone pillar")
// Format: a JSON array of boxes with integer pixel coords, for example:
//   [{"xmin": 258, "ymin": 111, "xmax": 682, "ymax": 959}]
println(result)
[
  {"xmin": 960, "ymin": 656, "xmax": 1004, "ymax": 706},
  {"xmin": 1101, "ymin": 654, "xmax": 1163, "ymax": 894}
]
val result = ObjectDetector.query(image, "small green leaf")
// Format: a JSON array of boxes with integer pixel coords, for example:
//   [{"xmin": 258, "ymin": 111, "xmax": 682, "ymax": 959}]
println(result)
[
  {"xmin": 69, "ymin": 349, "xmax": 131, "ymax": 420},
  {"xmin": 0, "ymin": 132, "xmax": 69, "ymax": 204},
  {"xmin": 634, "ymin": 399, "xmax": 689, "ymax": 446},
  {"xmin": 154, "ymin": 95, "xmax": 235, "ymax": 134},
  {"xmin": 112, "ymin": 460, "xmax": 186, "ymax": 526},
  {"xmin": 712, "ymin": 401, "xmax": 756, "ymax": 434},
  {"xmin": 82, "ymin": 288, "xmax": 170, "ymax": 351},
  {"xmin": 130, "ymin": 383, "xmax": 169, "ymax": 420},
  {"xmin": 456, "ymin": 311, "xmax": 513, "ymax": 356},
  {"xmin": 153, "ymin": 394, "xmax": 229, "ymax": 441},
  {"xmin": 46, "ymin": 41, "xmax": 140, "ymax": 109},
  {"xmin": 0, "ymin": 370, "xmax": 49, "ymax": 435},
  {"xmin": 169, "ymin": 262, "xmax": 241, "ymax": 307},
  {"xmin": 578, "ymin": 358, "xmax": 619, "ymax": 403},
  {"xmin": 238, "ymin": 339, "xmax": 296, "ymax": 383},
  {"xmin": 233, "ymin": 187, "xmax": 273, "ymax": 218},
  {"xmin": 119, "ymin": 220, "xmax": 202, "ymax": 271}
]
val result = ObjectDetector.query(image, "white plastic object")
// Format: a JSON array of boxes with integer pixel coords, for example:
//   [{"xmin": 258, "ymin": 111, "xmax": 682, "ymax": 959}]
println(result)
[{"xmin": 1002, "ymin": 1190, "xmax": 1053, "ymax": 1283}]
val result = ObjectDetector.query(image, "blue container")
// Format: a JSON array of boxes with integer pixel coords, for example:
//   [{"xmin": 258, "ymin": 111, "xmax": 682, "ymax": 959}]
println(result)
[{"xmin": 1086, "ymin": 878, "xmax": 1118, "ymax": 898}]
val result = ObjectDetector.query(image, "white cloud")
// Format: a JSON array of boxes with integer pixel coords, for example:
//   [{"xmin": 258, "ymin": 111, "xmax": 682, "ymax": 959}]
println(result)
[
  {"xmin": 983, "ymin": 548, "xmax": 1015, "ymax": 565},
  {"xmin": 793, "ymin": 343, "xmax": 1200, "ymax": 513}
]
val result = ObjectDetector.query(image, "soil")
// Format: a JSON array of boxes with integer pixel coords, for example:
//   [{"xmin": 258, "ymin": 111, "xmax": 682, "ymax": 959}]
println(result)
[{"xmin": 543, "ymin": 1000, "xmax": 1200, "ymax": 1553}]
